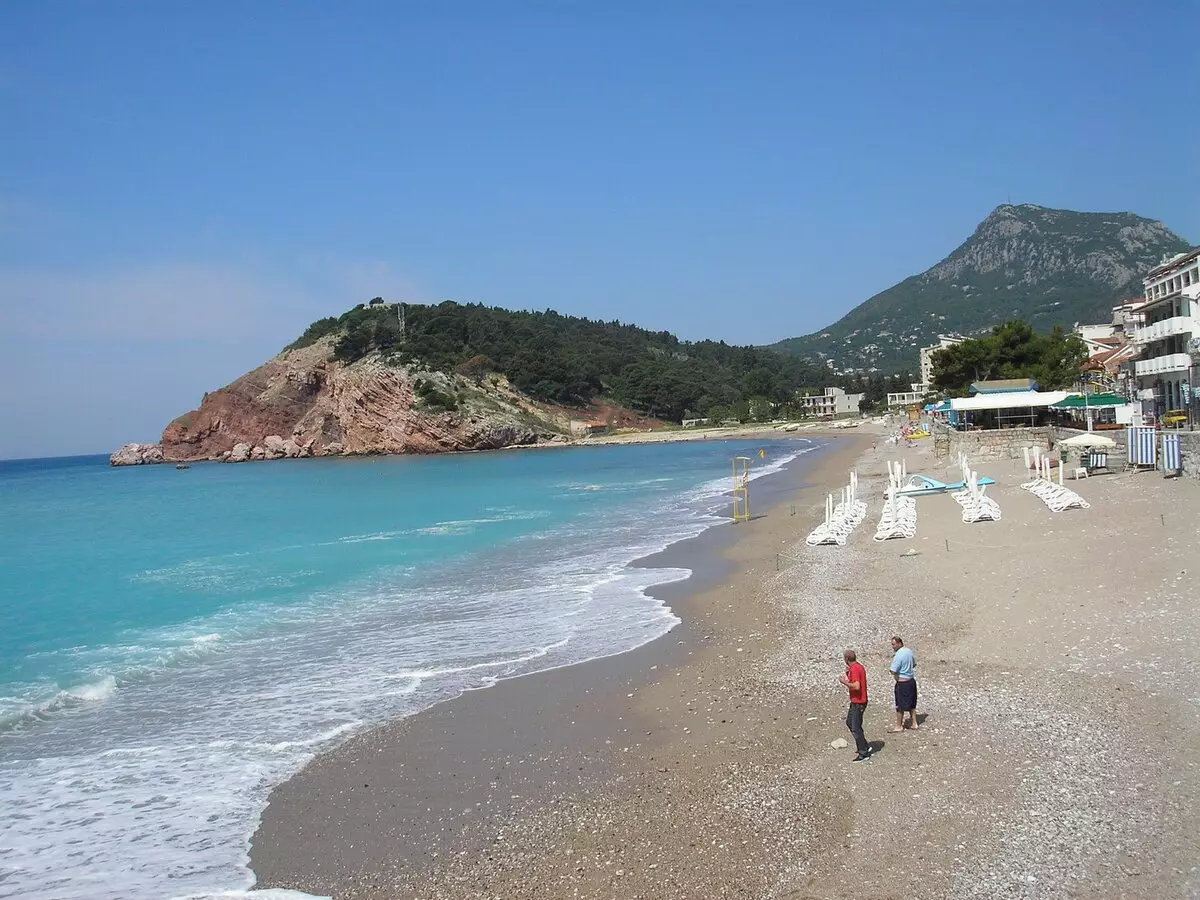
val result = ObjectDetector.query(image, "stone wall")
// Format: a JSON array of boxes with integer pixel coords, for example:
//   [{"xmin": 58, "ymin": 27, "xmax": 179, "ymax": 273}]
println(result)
[
  {"xmin": 1180, "ymin": 431, "xmax": 1200, "ymax": 479},
  {"xmin": 940, "ymin": 426, "xmax": 1052, "ymax": 462}
]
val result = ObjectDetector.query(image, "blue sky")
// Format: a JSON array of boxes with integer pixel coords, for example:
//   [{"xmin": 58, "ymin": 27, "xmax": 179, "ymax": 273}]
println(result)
[{"xmin": 1, "ymin": 1, "xmax": 1196, "ymax": 458}]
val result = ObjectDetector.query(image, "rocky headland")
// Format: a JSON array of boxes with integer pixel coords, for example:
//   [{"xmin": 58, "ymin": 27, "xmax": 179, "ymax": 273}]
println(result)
[{"xmin": 111, "ymin": 337, "xmax": 573, "ymax": 466}]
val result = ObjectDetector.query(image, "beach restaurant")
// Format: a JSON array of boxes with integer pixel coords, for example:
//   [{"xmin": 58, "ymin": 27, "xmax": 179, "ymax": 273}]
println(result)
[
  {"xmin": 1048, "ymin": 392, "xmax": 1132, "ymax": 432},
  {"xmin": 939, "ymin": 379, "xmax": 1069, "ymax": 429}
]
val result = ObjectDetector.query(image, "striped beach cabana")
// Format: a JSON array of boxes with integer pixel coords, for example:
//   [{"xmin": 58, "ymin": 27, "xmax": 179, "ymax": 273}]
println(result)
[
  {"xmin": 1162, "ymin": 432, "xmax": 1182, "ymax": 473},
  {"xmin": 1125, "ymin": 426, "xmax": 1157, "ymax": 469}
]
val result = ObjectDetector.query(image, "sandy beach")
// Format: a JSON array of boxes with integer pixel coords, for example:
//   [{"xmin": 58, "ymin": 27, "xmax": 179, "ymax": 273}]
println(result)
[{"xmin": 251, "ymin": 430, "xmax": 1200, "ymax": 899}]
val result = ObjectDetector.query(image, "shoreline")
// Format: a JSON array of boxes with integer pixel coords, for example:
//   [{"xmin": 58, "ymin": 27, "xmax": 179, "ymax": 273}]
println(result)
[
  {"xmin": 252, "ymin": 430, "xmax": 1200, "ymax": 899},
  {"xmin": 111, "ymin": 422, "xmax": 871, "ymax": 466},
  {"xmin": 249, "ymin": 433, "xmax": 872, "ymax": 895}
]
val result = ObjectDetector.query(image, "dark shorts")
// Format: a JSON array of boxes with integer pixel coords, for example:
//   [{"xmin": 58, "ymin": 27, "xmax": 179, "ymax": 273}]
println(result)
[{"xmin": 894, "ymin": 678, "xmax": 918, "ymax": 712}]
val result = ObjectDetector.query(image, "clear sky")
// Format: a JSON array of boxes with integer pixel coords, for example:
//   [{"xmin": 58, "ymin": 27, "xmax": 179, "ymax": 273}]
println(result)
[{"xmin": 1, "ymin": 1, "xmax": 1196, "ymax": 458}]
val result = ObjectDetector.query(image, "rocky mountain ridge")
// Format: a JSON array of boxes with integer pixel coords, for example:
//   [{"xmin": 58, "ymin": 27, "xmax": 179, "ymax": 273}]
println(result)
[
  {"xmin": 770, "ymin": 204, "xmax": 1191, "ymax": 374},
  {"xmin": 111, "ymin": 337, "xmax": 582, "ymax": 465}
]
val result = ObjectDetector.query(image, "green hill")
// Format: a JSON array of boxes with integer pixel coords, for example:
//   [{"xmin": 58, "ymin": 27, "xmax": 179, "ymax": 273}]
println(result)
[
  {"xmin": 769, "ymin": 204, "xmax": 1191, "ymax": 375},
  {"xmin": 288, "ymin": 300, "xmax": 839, "ymax": 422}
]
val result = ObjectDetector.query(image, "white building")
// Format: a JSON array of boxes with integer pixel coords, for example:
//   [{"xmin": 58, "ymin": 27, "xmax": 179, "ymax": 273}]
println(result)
[
  {"xmin": 1112, "ymin": 298, "xmax": 1147, "ymax": 338},
  {"xmin": 1075, "ymin": 322, "xmax": 1120, "ymax": 344},
  {"xmin": 1076, "ymin": 298, "xmax": 1146, "ymax": 350},
  {"xmin": 795, "ymin": 386, "xmax": 864, "ymax": 417},
  {"xmin": 917, "ymin": 335, "xmax": 964, "ymax": 393},
  {"xmin": 1130, "ymin": 248, "xmax": 1200, "ymax": 416},
  {"xmin": 886, "ymin": 387, "xmax": 927, "ymax": 408}
]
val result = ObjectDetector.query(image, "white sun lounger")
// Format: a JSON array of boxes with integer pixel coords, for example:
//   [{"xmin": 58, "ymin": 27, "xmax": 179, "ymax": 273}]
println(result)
[
  {"xmin": 1020, "ymin": 457, "xmax": 1089, "ymax": 512},
  {"xmin": 806, "ymin": 472, "xmax": 868, "ymax": 546}
]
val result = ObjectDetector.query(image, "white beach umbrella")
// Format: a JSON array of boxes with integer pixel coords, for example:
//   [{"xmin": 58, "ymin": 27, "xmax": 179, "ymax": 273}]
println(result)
[{"xmin": 1057, "ymin": 433, "xmax": 1117, "ymax": 449}]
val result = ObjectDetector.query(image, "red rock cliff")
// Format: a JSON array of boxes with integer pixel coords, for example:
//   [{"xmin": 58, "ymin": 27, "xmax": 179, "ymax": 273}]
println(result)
[{"xmin": 155, "ymin": 339, "xmax": 570, "ymax": 462}]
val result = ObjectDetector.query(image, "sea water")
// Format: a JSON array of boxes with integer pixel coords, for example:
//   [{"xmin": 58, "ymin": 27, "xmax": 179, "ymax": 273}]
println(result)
[{"xmin": 0, "ymin": 439, "xmax": 814, "ymax": 899}]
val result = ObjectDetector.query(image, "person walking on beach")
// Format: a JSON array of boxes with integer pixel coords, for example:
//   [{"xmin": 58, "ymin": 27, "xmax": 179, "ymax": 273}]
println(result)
[
  {"xmin": 839, "ymin": 649, "xmax": 870, "ymax": 761},
  {"xmin": 888, "ymin": 636, "xmax": 919, "ymax": 732}
]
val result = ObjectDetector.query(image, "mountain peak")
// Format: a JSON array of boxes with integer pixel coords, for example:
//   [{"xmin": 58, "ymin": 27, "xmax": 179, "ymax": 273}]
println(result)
[{"xmin": 769, "ymin": 205, "xmax": 1191, "ymax": 375}]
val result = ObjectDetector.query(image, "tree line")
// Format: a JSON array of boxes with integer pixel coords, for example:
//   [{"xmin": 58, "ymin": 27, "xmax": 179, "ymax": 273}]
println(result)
[
  {"xmin": 930, "ymin": 320, "xmax": 1088, "ymax": 396},
  {"xmin": 286, "ymin": 300, "xmax": 865, "ymax": 422}
]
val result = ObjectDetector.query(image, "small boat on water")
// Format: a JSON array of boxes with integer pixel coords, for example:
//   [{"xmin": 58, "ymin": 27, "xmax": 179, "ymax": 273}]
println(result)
[{"xmin": 175, "ymin": 463, "xmax": 191, "ymax": 470}]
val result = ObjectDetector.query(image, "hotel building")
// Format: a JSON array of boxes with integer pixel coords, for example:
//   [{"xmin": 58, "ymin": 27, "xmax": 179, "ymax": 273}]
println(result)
[{"xmin": 1131, "ymin": 248, "xmax": 1200, "ymax": 416}]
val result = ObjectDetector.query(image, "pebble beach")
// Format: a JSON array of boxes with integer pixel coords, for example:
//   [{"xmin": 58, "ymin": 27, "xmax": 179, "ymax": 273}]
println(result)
[{"xmin": 251, "ymin": 428, "xmax": 1200, "ymax": 899}]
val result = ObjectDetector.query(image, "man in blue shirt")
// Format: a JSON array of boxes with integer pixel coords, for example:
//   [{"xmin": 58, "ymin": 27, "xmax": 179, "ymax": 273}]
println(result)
[{"xmin": 888, "ymin": 636, "xmax": 919, "ymax": 732}]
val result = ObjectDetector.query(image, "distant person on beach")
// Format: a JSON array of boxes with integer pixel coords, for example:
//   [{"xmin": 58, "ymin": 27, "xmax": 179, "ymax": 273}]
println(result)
[
  {"xmin": 888, "ymin": 636, "xmax": 919, "ymax": 732},
  {"xmin": 839, "ymin": 649, "xmax": 870, "ymax": 761}
]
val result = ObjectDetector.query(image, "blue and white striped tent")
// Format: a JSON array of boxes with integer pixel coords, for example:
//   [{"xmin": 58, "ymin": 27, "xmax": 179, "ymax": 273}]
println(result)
[
  {"xmin": 1162, "ymin": 432, "xmax": 1182, "ymax": 473},
  {"xmin": 1125, "ymin": 426, "xmax": 1157, "ymax": 468}
]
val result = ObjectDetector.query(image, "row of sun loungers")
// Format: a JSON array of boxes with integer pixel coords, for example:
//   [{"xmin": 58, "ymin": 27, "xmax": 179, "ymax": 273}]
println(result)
[
  {"xmin": 805, "ymin": 472, "xmax": 868, "ymax": 546},
  {"xmin": 1021, "ymin": 456, "xmax": 1089, "ymax": 512},
  {"xmin": 874, "ymin": 488, "xmax": 917, "ymax": 541},
  {"xmin": 952, "ymin": 472, "xmax": 1002, "ymax": 523},
  {"xmin": 874, "ymin": 461, "xmax": 917, "ymax": 541},
  {"xmin": 949, "ymin": 454, "xmax": 1002, "ymax": 524},
  {"xmin": 809, "ymin": 453, "xmax": 1031, "ymax": 548}
]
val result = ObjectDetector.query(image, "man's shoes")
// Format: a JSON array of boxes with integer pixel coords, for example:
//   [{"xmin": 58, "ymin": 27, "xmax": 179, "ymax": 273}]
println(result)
[{"xmin": 852, "ymin": 751, "xmax": 871, "ymax": 762}]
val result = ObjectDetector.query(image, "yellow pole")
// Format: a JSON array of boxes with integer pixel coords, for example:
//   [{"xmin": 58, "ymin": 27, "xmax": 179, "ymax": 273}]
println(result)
[{"xmin": 732, "ymin": 456, "xmax": 752, "ymax": 522}]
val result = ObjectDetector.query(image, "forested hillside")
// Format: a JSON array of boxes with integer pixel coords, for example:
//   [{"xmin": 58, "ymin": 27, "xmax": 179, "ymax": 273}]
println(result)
[{"xmin": 288, "ymin": 301, "xmax": 841, "ymax": 422}]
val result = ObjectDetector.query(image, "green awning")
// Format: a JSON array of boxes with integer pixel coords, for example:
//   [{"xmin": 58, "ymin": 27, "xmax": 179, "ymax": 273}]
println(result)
[{"xmin": 1050, "ymin": 392, "xmax": 1127, "ymax": 409}]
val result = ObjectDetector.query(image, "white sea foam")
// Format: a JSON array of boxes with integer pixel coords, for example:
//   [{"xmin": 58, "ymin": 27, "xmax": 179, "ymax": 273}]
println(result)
[
  {"xmin": 64, "ymin": 674, "xmax": 117, "ymax": 702},
  {"xmin": 0, "ymin": 675, "xmax": 119, "ymax": 732},
  {"xmin": 0, "ymin": 440, "xmax": 816, "ymax": 900},
  {"xmin": 338, "ymin": 511, "xmax": 551, "ymax": 543},
  {"xmin": 387, "ymin": 638, "xmax": 573, "ymax": 681}
]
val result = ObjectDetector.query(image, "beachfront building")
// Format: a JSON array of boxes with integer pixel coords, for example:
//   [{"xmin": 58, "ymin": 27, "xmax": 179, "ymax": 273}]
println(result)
[
  {"xmin": 1076, "ymin": 321, "xmax": 1121, "ymax": 344},
  {"xmin": 918, "ymin": 335, "xmax": 965, "ymax": 393},
  {"xmin": 1129, "ymin": 248, "xmax": 1200, "ymax": 418},
  {"xmin": 1073, "ymin": 302, "xmax": 1143, "ymax": 395},
  {"xmin": 948, "ymin": 389, "xmax": 1070, "ymax": 428},
  {"xmin": 1082, "ymin": 341, "xmax": 1139, "ymax": 393},
  {"xmin": 886, "ymin": 384, "xmax": 927, "ymax": 408},
  {"xmin": 795, "ymin": 386, "xmax": 864, "ymax": 417},
  {"xmin": 1113, "ymin": 298, "xmax": 1148, "ymax": 338}
]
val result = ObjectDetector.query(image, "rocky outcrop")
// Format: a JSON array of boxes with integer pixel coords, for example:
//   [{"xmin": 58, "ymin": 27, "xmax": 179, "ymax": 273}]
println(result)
[
  {"xmin": 144, "ymin": 337, "xmax": 570, "ymax": 463},
  {"xmin": 110, "ymin": 443, "xmax": 164, "ymax": 466}
]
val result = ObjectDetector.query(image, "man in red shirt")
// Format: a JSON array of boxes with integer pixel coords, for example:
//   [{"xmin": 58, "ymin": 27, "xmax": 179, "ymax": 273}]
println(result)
[{"xmin": 838, "ymin": 649, "xmax": 871, "ymax": 761}]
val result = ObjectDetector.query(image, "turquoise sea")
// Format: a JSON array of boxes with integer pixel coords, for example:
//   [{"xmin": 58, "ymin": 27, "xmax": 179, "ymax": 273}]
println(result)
[{"xmin": 0, "ymin": 439, "xmax": 815, "ymax": 899}]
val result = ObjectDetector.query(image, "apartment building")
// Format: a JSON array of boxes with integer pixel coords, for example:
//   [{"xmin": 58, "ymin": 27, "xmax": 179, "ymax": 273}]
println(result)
[
  {"xmin": 886, "ymin": 385, "xmax": 927, "ymax": 408},
  {"xmin": 796, "ymin": 386, "xmax": 864, "ymax": 417},
  {"xmin": 918, "ymin": 335, "xmax": 964, "ymax": 392},
  {"xmin": 1130, "ymin": 248, "xmax": 1200, "ymax": 416}
]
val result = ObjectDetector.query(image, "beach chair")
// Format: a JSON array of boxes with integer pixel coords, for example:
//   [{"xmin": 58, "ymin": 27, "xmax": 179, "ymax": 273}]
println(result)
[
  {"xmin": 951, "ymin": 471, "xmax": 1002, "ymax": 523},
  {"xmin": 805, "ymin": 472, "xmax": 867, "ymax": 546},
  {"xmin": 1085, "ymin": 451, "xmax": 1109, "ymax": 474},
  {"xmin": 1020, "ymin": 456, "xmax": 1090, "ymax": 512},
  {"xmin": 874, "ymin": 487, "xmax": 916, "ymax": 541}
]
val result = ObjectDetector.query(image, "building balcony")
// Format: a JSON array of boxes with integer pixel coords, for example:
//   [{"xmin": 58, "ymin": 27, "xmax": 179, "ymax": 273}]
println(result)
[
  {"xmin": 1133, "ymin": 316, "xmax": 1198, "ymax": 344},
  {"xmin": 1134, "ymin": 352, "xmax": 1193, "ymax": 377}
]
